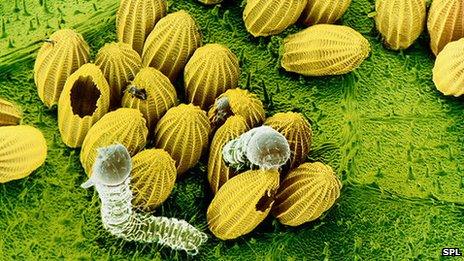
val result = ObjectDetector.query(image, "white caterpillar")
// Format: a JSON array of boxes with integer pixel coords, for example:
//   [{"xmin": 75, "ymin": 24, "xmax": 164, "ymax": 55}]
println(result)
[
  {"xmin": 82, "ymin": 144, "xmax": 208, "ymax": 255},
  {"xmin": 222, "ymin": 126, "xmax": 291, "ymax": 171}
]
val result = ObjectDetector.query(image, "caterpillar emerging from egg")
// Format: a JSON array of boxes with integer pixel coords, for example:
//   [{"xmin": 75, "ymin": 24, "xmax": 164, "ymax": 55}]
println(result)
[
  {"xmin": 80, "ymin": 108, "xmax": 148, "ymax": 176},
  {"xmin": 222, "ymin": 126, "xmax": 291, "ymax": 171},
  {"xmin": 208, "ymin": 89, "xmax": 265, "ymax": 131},
  {"xmin": 82, "ymin": 144, "xmax": 207, "ymax": 255}
]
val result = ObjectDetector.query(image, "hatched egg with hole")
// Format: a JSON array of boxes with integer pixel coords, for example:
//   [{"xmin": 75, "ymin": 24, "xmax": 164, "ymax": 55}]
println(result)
[
  {"xmin": 58, "ymin": 63, "xmax": 111, "ymax": 148},
  {"xmin": 207, "ymin": 169, "xmax": 280, "ymax": 240}
]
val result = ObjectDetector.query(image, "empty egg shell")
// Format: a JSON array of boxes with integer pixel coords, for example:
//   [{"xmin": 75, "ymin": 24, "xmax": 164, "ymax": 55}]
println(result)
[
  {"xmin": 184, "ymin": 44, "xmax": 240, "ymax": 109},
  {"xmin": 243, "ymin": 0, "xmax": 307, "ymax": 37},
  {"xmin": 58, "ymin": 63, "xmax": 111, "ymax": 148},
  {"xmin": 130, "ymin": 149, "xmax": 177, "ymax": 211},
  {"xmin": 433, "ymin": 38, "xmax": 464, "ymax": 97},
  {"xmin": 117, "ymin": 0, "xmax": 167, "ymax": 55},
  {"xmin": 121, "ymin": 67, "xmax": 178, "ymax": 131},
  {"xmin": 375, "ymin": 0, "xmax": 426, "ymax": 50},
  {"xmin": 208, "ymin": 115, "xmax": 249, "ymax": 194},
  {"xmin": 0, "ymin": 98, "xmax": 21, "ymax": 126},
  {"xmin": 34, "ymin": 29, "xmax": 90, "ymax": 108},
  {"xmin": 301, "ymin": 0, "xmax": 352, "ymax": 26},
  {"xmin": 281, "ymin": 24, "xmax": 370, "ymax": 76},
  {"xmin": 154, "ymin": 104, "xmax": 211, "ymax": 176},
  {"xmin": 272, "ymin": 162, "xmax": 342, "ymax": 226},
  {"xmin": 0, "ymin": 125, "xmax": 47, "ymax": 183},
  {"xmin": 80, "ymin": 108, "xmax": 148, "ymax": 176},
  {"xmin": 207, "ymin": 169, "xmax": 280, "ymax": 240},
  {"xmin": 142, "ymin": 10, "xmax": 202, "ymax": 81},
  {"xmin": 265, "ymin": 112, "xmax": 312, "ymax": 170},
  {"xmin": 95, "ymin": 42, "xmax": 142, "ymax": 106},
  {"xmin": 208, "ymin": 88, "xmax": 265, "ymax": 130},
  {"xmin": 428, "ymin": 0, "xmax": 464, "ymax": 56}
]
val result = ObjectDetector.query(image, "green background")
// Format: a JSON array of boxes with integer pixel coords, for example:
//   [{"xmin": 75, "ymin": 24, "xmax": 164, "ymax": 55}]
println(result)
[{"xmin": 1, "ymin": 0, "xmax": 463, "ymax": 260}]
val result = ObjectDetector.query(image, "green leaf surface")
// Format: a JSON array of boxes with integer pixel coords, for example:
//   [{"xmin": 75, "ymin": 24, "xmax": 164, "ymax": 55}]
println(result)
[{"xmin": 0, "ymin": 0, "xmax": 463, "ymax": 260}]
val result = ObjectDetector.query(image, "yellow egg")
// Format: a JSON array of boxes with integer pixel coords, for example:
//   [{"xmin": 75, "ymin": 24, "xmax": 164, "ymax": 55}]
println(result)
[
  {"xmin": 433, "ymin": 38, "xmax": 464, "ymax": 97},
  {"xmin": 34, "ymin": 29, "xmax": 90, "ymax": 107},
  {"xmin": 208, "ymin": 115, "xmax": 249, "ymax": 194},
  {"xmin": 281, "ymin": 24, "xmax": 370, "ymax": 76},
  {"xmin": 58, "ymin": 64, "xmax": 111, "ymax": 148},
  {"xmin": 154, "ymin": 104, "xmax": 211, "ymax": 176},
  {"xmin": 142, "ymin": 10, "xmax": 202, "ymax": 81},
  {"xmin": 243, "ymin": 0, "xmax": 306, "ymax": 37},
  {"xmin": 95, "ymin": 42, "xmax": 142, "ymax": 106},
  {"xmin": 0, "ymin": 98, "xmax": 21, "ymax": 126},
  {"xmin": 428, "ymin": 0, "xmax": 464, "ymax": 56},
  {"xmin": 121, "ymin": 67, "xmax": 178, "ymax": 131},
  {"xmin": 184, "ymin": 44, "xmax": 240, "ymax": 109},
  {"xmin": 0, "ymin": 125, "xmax": 47, "ymax": 183},
  {"xmin": 301, "ymin": 0, "xmax": 351, "ymax": 26},
  {"xmin": 208, "ymin": 88, "xmax": 265, "ymax": 130},
  {"xmin": 375, "ymin": 0, "xmax": 426, "ymax": 50},
  {"xmin": 80, "ymin": 108, "xmax": 148, "ymax": 176},
  {"xmin": 272, "ymin": 162, "xmax": 342, "ymax": 226},
  {"xmin": 207, "ymin": 169, "xmax": 280, "ymax": 240},
  {"xmin": 131, "ymin": 149, "xmax": 177, "ymax": 211},
  {"xmin": 116, "ymin": 0, "xmax": 167, "ymax": 55},
  {"xmin": 198, "ymin": 0, "xmax": 222, "ymax": 4},
  {"xmin": 265, "ymin": 112, "xmax": 312, "ymax": 170}
]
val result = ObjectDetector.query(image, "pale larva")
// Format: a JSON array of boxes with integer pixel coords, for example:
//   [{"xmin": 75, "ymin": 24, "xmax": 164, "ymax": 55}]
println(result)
[{"xmin": 82, "ymin": 144, "xmax": 208, "ymax": 255}]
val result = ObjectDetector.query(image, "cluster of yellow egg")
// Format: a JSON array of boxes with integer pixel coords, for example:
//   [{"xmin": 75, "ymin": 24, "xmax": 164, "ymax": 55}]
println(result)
[
  {"xmin": 240, "ymin": 0, "xmax": 371, "ymax": 76},
  {"xmin": 29, "ymin": 1, "xmax": 230, "ymax": 210},
  {"xmin": 373, "ymin": 0, "xmax": 464, "ymax": 97},
  {"xmin": 206, "ymin": 109, "xmax": 342, "ymax": 240},
  {"xmin": 239, "ymin": 0, "xmax": 464, "ymax": 97},
  {"xmin": 0, "ymin": 99, "xmax": 47, "ymax": 184},
  {"xmin": 31, "ymin": 1, "xmax": 233, "ymax": 212},
  {"xmin": 31, "ymin": 0, "xmax": 347, "ymax": 241}
]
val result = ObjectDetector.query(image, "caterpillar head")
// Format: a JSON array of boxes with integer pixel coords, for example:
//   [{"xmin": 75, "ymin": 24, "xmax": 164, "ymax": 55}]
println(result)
[
  {"xmin": 246, "ymin": 126, "xmax": 291, "ymax": 170},
  {"xmin": 126, "ymin": 85, "xmax": 147, "ymax": 100},
  {"xmin": 82, "ymin": 143, "xmax": 132, "ymax": 188},
  {"xmin": 209, "ymin": 96, "xmax": 233, "ymax": 130}
]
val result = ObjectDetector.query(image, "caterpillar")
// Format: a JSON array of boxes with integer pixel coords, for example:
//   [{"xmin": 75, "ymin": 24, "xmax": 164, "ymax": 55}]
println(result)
[
  {"xmin": 222, "ymin": 126, "xmax": 290, "ymax": 171},
  {"xmin": 82, "ymin": 144, "xmax": 208, "ymax": 255}
]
